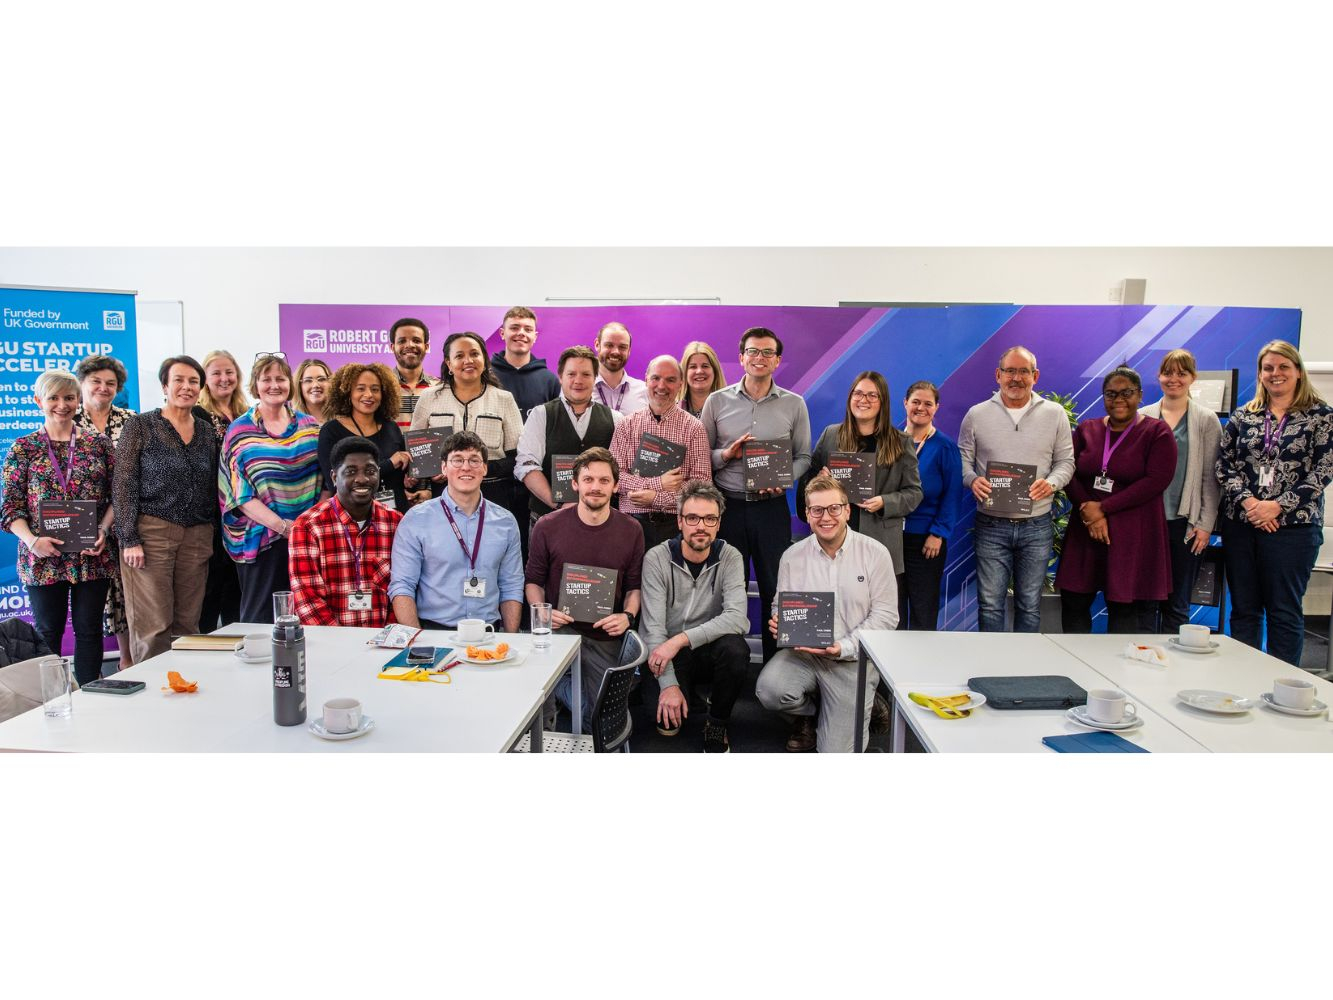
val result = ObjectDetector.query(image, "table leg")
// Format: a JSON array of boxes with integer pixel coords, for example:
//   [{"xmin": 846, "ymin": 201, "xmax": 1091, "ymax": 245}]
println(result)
[
  {"xmin": 891, "ymin": 702, "xmax": 907, "ymax": 754},
  {"xmin": 1326, "ymin": 584, "xmax": 1333, "ymax": 677},
  {"xmin": 854, "ymin": 643, "xmax": 867, "ymax": 753},
  {"xmin": 571, "ymin": 642, "xmax": 582, "ymax": 736},
  {"xmin": 529, "ymin": 711, "xmax": 543, "ymax": 753}
]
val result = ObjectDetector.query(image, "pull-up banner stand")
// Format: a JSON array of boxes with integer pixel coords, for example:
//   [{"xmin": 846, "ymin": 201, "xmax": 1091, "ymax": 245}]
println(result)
[{"xmin": 0, "ymin": 285, "xmax": 139, "ymax": 626}]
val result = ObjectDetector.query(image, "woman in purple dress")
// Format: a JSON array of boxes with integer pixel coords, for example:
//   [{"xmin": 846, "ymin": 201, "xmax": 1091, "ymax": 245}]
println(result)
[{"xmin": 1056, "ymin": 366, "xmax": 1177, "ymax": 633}]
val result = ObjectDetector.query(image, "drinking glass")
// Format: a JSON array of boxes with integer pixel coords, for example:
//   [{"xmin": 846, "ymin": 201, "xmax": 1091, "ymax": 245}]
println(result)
[
  {"xmin": 531, "ymin": 603, "xmax": 553, "ymax": 650},
  {"xmin": 39, "ymin": 656, "xmax": 73, "ymax": 719},
  {"xmin": 273, "ymin": 590, "xmax": 296, "ymax": 622}
]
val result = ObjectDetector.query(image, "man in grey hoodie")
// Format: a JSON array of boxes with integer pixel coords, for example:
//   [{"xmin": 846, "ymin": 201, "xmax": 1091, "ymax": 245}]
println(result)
[
  {"xmin": 958, "ymin": 346, "xmax": 1075, "ymax": 632},
  {"xmin": 640, "ymin": 480, "xmax": 751, "ymax": 752}
]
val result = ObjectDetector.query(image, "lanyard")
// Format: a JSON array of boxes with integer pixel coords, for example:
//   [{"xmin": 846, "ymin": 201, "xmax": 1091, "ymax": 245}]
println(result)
[
  {"xmin": 1263, "ymin": 411, "xmax": 1287, "ymax": 457},
  {"xmin": 911, "ymin": 428, "xmax": 933, "ymax": 456},
  {"xmin": 43, "ymin": 429, "xmax": 77, "ymax": 497},
  {"xmin": 440, "ymin": 497, "xmax": 486, "ymax": 583},
  {"xmin": 1101, "ymin": 418, "xmax": 1135, "ymax": 474},
  {"xmin": 597, "ymin": 380, "xmax": 627, "ymax": 410},
  {"xmin": 333, "ymin": 499, "xmax": 369, "ymax": 591}
]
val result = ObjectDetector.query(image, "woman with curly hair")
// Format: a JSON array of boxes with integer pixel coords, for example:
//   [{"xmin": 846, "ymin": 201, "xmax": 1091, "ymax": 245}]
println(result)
[{"xmin": 318, "ymin": 362, "xmax": 411, "ymax": 510}]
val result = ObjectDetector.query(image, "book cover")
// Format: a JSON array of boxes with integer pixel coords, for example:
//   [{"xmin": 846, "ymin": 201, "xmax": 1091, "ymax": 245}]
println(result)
[
  {"xmin": 984, "ymin": 461, "xmax": 1037, "ymax": 516},
  {"xmin": 827, "ymin": 452, "xmax": 875, "ymax": 503},
  {"xmin": 633, "ymin": 432, "xmax": 687, "ymax": 477},
  {"xmin": 406, "ymin": 427, "xmax": 451, "ymax": 478},
  {"xmin": 36, "ymin": 500, "xmax": 99, "ymax": 547},
  {"xmin": 558, "ymin": 563, "xmax": 619, "ymax": 624},
  {"xmin": 743, "ymin": 438, "xmax": 794, "ymax": 491},
  {"xmin": 550, "ymin": 453, "xmax": 579, "ymax": 505},
  {"xmin": 775, "ymin": 591, "xmax": 835, "ymax": 648}
]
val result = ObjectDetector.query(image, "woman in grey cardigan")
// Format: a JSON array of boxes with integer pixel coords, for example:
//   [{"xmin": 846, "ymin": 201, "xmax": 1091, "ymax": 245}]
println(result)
[
  {"xmin": 1140, "ymin": 349, "xmax": 1222, "ymax": 631},
  {"xmin": 800, "ymin": 371, "xmax": 923, "ymax": 581}
]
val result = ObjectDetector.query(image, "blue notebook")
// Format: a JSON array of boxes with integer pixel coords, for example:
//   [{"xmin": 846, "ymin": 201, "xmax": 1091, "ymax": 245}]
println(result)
[{"xmin": 1042, "ymin": 732, "xmax": 1149, "ymax": 753}]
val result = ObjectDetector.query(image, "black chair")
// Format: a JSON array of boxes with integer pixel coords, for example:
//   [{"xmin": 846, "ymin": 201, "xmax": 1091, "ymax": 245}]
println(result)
[{"xmin": 515, "ymin": 630, "xmax": 648, "ymax": 753}]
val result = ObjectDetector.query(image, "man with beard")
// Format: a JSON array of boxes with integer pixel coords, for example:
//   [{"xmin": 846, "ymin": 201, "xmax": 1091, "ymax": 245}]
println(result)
[
  {"xmin": 525, "ymin": 447, "xmax": 644, "ymax": 730},
  {"xmin": 389, "ymin": 317, "xmax": 440, "ymax": 506},
  {"xmin": 592, "ymin": 321, "xmax": 649, "ymax": 415},
  {"xmin": 639, "ymin": 481, "xmax": 750, "ymax": 752}
]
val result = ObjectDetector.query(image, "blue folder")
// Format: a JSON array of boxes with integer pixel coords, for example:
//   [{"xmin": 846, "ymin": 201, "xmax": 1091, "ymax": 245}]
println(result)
[{"xmin": 1041, "ymin": 732, "xmax": 1149, "ymax": 753}]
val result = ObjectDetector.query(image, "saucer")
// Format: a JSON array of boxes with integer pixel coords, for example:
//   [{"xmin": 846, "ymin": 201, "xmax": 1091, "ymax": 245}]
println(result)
[
  {"xmin": 309, "ymin": 715, "xmax": 375, "ymax": 741},
  {"xmin": 234, "ymin": 649, "xmax": 271, "ymax": 663},
  {"xmin": 1067, "ymin": 705, "xmax": 1144, "ymax": 732},
  {"xmin": 1169, "ymin": 637, "xmax": 1219, "ymax": 654},
  {"xmin": 1177, "ymin": 689, "xmax": 1255, "ymax": 714},
  {"xmin": 1260, "ymin": 692, "xmax": 1328, "ymax": 717}
]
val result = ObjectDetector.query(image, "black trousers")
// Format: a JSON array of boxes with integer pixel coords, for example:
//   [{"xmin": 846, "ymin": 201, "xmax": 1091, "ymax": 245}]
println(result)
[
  {"xmin": 719, "ymin": 494, "xmax": 790, "ymax": 663},
  {"xmin": 1061, "ymin": 589, "xmax": 1156, "ymax": 634},
  {"xmin": 27, "ymin": 578, "xmax": 111, "ymax": 686},
  {"xmin": 647, "ymin": 633, "xmax": 751, "ymax": 723},
  {"xmin": 900, "ymin": 532, "xmax": 948, "ymax": 631},
  {"xmin": 235, "ymin": 540, "xmax": 291, "ymax": 625},
  {"xmin": 199, "ymin": 526, "xmax": 241, "ymax": 631},
  {"xmin": 634, "ymin": 512, "xmax": 679, "ymax": 551},
  {"xmin": 1158, "ymin": 517, "xmax": 1202, "ymax": 632}
]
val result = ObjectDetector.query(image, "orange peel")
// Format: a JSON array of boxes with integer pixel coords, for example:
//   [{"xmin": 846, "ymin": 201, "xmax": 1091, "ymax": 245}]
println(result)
[
  {"xmin": 465, "ymin": 642, "xmax": 509, "ymax": 661},
  {"xmin": 162, "ymin": 670, "xmax": 199, "ymax": 693}
]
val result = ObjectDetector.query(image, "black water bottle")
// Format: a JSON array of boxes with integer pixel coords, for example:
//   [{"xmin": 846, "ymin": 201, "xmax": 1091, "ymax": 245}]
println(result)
[{"xmin": 271, "ymin": 591, "xmax": 306, "ymax": 726}]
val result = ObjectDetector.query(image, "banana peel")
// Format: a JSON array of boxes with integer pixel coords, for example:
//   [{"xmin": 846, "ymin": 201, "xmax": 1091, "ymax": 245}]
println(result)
[{"xmin": 908, "ymin": 691, "xmax": 973, "ymax": 720}]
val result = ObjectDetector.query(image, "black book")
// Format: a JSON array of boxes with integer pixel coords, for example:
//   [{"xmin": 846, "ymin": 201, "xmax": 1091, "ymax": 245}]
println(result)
[
  {"xmin": 550, "ymin": 454, "xmax": 579, "ymax": 505},
  {"xmin": 36, "ymin": 500, "xmax": 99, "ymax": 547},
  {"xmin": 984, "ymin": 461, "xmax": 1037, "ymax": 516},
  {"xmin": 558, "ymin": 563, "xmax": 619, "ymax": 624},
  {"xmin": 827, "ymin": 452, "xmax": 875, "ymax": 503},
  {"xmin": 406, "ymin": 427, "xmax": 451, "ymax": 478},
  {"xmin": 743, "ymin": 438, "xmax": 794, "ymax": 491},
  {"xmin": 633, "ymin": 432, "xmax": 687, "ymax": 477},
  {"xmin": 775, "ymin": 591, "xmax": 835, "ymax": 648}
]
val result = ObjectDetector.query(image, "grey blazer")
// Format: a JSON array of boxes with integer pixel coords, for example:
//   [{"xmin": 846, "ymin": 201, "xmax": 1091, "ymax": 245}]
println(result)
[
  {"xmin": 801, "ymin": 425, "xmax": 923, "ymax": 573},
  {"xmin": 1141, "ymin": 399, "xmax": 1222, "ymax": 533}
]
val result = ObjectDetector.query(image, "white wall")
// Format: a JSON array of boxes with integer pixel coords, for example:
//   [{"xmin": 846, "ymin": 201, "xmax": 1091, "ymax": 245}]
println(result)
[{"xmin": 1, "ymin": 247, "xmax": 1330, "ymax": 364}]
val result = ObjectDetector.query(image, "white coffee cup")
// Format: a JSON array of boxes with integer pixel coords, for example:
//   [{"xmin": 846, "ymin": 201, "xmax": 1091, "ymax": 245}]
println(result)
[
  {"xmin": 1178, "ymin": 624, "xmax": 1211, "ymax": 648},
  {"xmin": 1086, "ymin": 689, "xmax": 1136, "ymax": 724},
  {"xmin": 1273, "ymin": 677, "xmax": 1316, "ymax": 710},
  {"xmin": 323, "ymin": 697, "xmax": 362, "ymax": 734},
  {"xmin": 457, "ymin": 619, "xmax": 495, "ymax": 643},
  {"xmin": 241, "ymin": 633, "xmax": 269, "ymax": 658}
]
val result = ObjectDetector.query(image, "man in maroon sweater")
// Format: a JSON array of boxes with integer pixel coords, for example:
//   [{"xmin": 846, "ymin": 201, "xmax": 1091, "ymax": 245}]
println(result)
[{"xmin": 526, "ymin": 446, "xmax": 644, "ymax": 729}]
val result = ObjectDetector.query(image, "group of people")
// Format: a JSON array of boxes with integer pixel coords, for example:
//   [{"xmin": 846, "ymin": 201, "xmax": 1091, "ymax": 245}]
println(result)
[{"xmin": 3, "ymin": 305, "xmax": 1328, "ymax": 751}]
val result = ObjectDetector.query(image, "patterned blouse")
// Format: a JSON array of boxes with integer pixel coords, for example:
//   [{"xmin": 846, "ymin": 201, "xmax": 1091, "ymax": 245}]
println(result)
[
  {"xmin": 113, "ymin": 410, "xmax": 219, "ymax": 546},
  {"xmin": 0, "ymin": 429, "xmax": 117, "ymax": 586},
  {"xmin": 75, "ymin": 405, "xmax": 133, "ymax": 447},
  {"xmin": 1217, "ymin": 402, "xmax": 1333, "ymax": 526},
  {"xmin": 218, "ymin": 405, "xmax": 322, "ymax": 563}
]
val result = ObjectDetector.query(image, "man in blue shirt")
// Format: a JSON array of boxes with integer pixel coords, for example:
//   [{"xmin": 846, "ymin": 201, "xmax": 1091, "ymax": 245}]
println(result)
[{"xmin": 389, "ymin": 430, "xmax": 525, "ymax": 631}]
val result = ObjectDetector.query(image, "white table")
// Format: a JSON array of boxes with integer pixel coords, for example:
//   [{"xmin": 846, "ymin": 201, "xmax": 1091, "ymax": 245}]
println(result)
[
  {"xmin": 0, "ymin": 625, "xmax": 582, "ymax": 753},
  {"xmin": 859, "ymin": 631, "xmax": 1207, "ymax": 753},
  {"xmin": 1047, "ymin": 633, "xmax": 1333, "ymax": 753}
]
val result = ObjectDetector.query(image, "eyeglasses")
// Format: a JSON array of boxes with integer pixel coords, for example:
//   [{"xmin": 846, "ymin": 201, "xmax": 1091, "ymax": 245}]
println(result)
[
  {"xmin": 998, "ymin": 367, "xmax": 1034, "ymax": 377},
  {"xmin": 682, "ymin": 513, "xmax": 720, "ymax": 526},
  {"xmin": 807, "ymin": 503, "xmax": 847, "ymax": 519},
  {"xmin": 1102, "ymin": 388, "xmax": 1139, "ymax": 401},
  {"xmin": 850, "ymin": 390, "xmax": 880, "ymax": 402},
  {"xmin": 742, "ymin": 348, "xmax": 779, "ymax": 358},
  {"xmin": 300, "ymin": 376, "xmax": 329, "ymax": 385},
  {"xmin": 255, "ymin": 351, "xmax": 288, "ymax": 361},
  {"xmin": 446, "ymin": 456, "xmax": 485, "ymax": 469}
]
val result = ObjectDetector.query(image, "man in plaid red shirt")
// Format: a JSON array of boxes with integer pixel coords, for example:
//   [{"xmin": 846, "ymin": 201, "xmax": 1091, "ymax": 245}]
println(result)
[{"xmin": 289, "ymin": 436, "xmax": 403, "ymax": 627}]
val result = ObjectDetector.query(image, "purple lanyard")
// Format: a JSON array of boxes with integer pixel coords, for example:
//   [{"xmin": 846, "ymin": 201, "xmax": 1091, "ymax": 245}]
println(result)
[
  {"xmin": 440, "ymin": 498, "xmax": 486, "ymax": 575},
  {"xmin": 596, "ymin": 380, "xmax": 626, "ymax": 411},
  {"xmin": 1101, "ymin": 418, "xmax": 1134, "ymax": 474},
  {"xmin": 43, "ymin": 429, "xmax": 77, "ymax": 497},
  {"xmin": 333, "ymin": 500, "xmax": 368, "ymax": 591},
  {"xmin": 1263, "ymin": 411, "xmax": 1287, "ymax": 458}
]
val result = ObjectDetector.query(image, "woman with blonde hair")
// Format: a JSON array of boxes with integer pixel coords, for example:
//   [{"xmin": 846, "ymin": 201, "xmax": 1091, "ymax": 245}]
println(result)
[
  {"xmin": 293, "ymin": 359, "xmax": 333, "ymax": 424},
  {"xmin": 318, "ymin": 362, "xmax": 410, "ymax": 510},
  {"xmin": 678, "ymin": 341, "xmax": 727, "ymax": 418},
  {"xmin": 1217, "ymin": 339, "xmax": 1333, "ymax": 665},
  {"xmin": 197, "ymin": 349, "xmax": 249, "ymax": 629}
]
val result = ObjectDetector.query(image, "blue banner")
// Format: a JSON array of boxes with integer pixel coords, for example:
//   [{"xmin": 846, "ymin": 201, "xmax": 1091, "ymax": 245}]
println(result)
[{"xmin": 0, "ymin": 286, "xmax": 138, "ymax": 626}]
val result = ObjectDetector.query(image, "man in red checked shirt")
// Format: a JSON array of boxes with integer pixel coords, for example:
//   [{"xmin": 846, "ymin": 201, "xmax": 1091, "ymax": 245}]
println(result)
[
  {"xmin": 288, "ymin": 436, "xmax": 403, "ymax": 627},
  {"xmin": 609, "ymin": 355, "xmax": 713, "ymax": 548}
]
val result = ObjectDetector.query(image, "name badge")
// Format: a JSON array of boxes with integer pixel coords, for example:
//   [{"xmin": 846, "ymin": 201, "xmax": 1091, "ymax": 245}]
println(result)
[
  {"xmin": 1093, "ymin": 475, "xmax": 1114, "ymax": 493},
  {"xmin": 1258, "ymin": 467, "xmax": 1275, "ymax": 489},
  {"xmin": 348, "ymin": 591, "xmax": 372, "ymax": 612},
  {"xmin": 463, "ymin": 577, "xmax": 487, "ymax": 598},
  {"xmin": 375, "ymin": 489, "xmax": 396, "ymax": 511}
]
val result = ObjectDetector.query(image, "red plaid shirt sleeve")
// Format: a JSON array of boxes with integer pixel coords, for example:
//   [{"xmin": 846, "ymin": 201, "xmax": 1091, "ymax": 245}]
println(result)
[{"xmin": 289, "ymin": 499, "xmax": 403, "ymax": 627}]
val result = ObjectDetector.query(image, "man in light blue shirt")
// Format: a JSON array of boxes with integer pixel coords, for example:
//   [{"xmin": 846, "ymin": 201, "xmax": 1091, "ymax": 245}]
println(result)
[{"xmin": 389, "ymin": 431, "xmax": 525, "ymax": 631}]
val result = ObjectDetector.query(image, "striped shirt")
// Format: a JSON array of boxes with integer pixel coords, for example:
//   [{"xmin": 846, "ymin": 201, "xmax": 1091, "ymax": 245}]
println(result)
[
  {"xmin": 395, "ymin": 370, "xmax": 441, "ymax": 429},
  {"xmin": 609, "ymin": 405, "xmax": 713, "ymax": 514},
  {"xmin": 219, "ymin": 405, "xmax": 322, "ymax": 563}
]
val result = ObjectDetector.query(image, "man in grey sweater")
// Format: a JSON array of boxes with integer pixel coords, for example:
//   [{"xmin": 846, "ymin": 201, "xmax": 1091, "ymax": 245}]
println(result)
[
  {"xmin": 639, "ymin": 480, "xmax": 751, "ymax": 753},
  {"xmin": 958, "ymin": 346, "xmax": 1075, "ymax": 632}
]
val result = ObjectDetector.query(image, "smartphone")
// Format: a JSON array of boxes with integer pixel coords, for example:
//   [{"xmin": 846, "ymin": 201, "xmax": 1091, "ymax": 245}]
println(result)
[
  {"xmin": 82, "ymin": 678, "xmax": 146, "ymax": 696},
  {"xmin": 407, "ymin": 645, "xmax": 437, "ymax": 664}
]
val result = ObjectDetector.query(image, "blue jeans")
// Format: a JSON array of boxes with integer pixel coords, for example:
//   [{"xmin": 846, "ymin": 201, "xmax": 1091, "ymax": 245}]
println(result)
[
  {"xmin": 1220, "ymin": 518, "xmax": 1320, "ymax": 667},
  {"xmin": 973, "ymin": 512, "xmax": 1052, "ymax": 632}
]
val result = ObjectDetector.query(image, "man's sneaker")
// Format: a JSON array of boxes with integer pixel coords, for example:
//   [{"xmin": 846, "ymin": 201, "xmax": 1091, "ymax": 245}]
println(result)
[
  {"xmin": 869, "ymin": 691, "xmax": 892, "ymax": 735},
  {"xmin": 785, "ymin": 716, "xmax": 816, "ymax": 752},
  {"xmin": 702, "ymin": 718, "xmax": 730, "ymax": 753},
  {"xmin": 656, "ymin": 719, "xmax": 681, "ymax": 737}
]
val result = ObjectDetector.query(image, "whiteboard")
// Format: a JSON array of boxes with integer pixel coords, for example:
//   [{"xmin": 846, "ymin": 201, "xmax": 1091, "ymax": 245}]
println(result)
[{"xmin": 134, "ymin": 299, "xmax": 185, "ymax": 410}]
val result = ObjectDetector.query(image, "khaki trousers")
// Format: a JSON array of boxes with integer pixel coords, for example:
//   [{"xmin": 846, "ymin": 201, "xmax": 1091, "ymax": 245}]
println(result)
[{"xmin": 121, "ymin": 516, "xmax": 214, "ymax": 664}]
